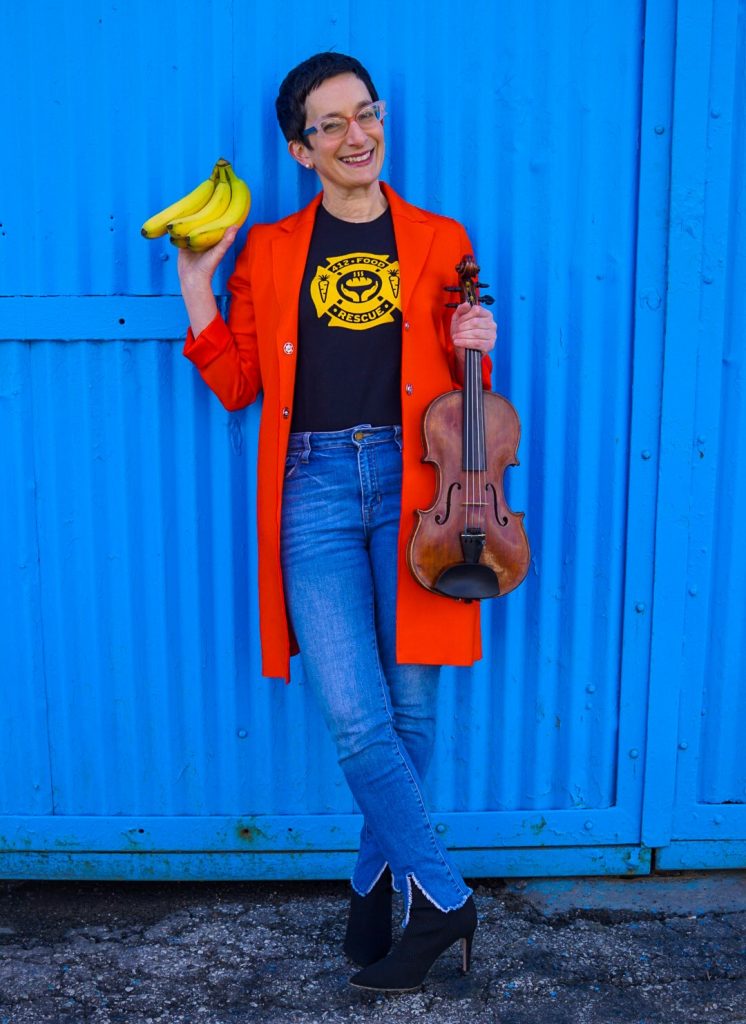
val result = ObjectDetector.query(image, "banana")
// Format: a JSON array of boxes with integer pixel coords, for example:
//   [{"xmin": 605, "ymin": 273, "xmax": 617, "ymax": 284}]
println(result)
[
  {"xmin": 140, "ymin": 160, "xmax": 224, "ymax": 239},
  {"xmin": 168, "ymin": 164, "xmax": 232, "ymax": 238},
  {"xmin": 186, "ymin": 164, "xmax": 251, "ymax": 251}
]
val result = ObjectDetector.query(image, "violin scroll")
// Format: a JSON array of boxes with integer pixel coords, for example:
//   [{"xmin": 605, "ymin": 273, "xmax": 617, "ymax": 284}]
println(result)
[{"xmin": 444, "ymin": 254, "xmax": 494, "ymax": 308}]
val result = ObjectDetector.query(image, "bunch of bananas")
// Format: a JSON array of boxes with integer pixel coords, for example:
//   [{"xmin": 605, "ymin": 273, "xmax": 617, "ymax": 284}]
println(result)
[{"xmin": 141, "ymin": 158, "xmax": 251, "ymax": 252}]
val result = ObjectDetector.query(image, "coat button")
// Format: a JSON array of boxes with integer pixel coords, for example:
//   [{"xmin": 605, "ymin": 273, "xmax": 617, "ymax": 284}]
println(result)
[
  {"xmin": 282, "ymin": 407, "xmax": 290, "ymax": 418},
  {"xmin": 283, "ymin": 342, "xmax": 294, "ymax": 354},
  {"xmin": 404, "ymin": 321, "xmax": 411, "ymax": 330},
  {"xmin": 405, "ymin": 383, "xmax": 413, "ymax": 395}
]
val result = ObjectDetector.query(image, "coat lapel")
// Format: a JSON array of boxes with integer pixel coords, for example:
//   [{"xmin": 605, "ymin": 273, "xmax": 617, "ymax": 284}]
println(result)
[
  {"xmin": 381, "ymin": 182, "xmax": 435, "ymax": 316},
  {"xmin": 270, "ymin": 193, "xmax": 323, "ymax": 347}
]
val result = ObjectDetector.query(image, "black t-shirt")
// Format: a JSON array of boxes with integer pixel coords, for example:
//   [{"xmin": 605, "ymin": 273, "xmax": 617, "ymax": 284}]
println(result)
[{"xmin": 291, "ymin": 204, "xmax": 402, "ymax": 432}]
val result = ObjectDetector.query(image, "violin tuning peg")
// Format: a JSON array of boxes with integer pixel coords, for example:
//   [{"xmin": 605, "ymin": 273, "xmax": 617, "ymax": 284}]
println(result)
[
  {"xmin": 443, "ymin": 285, "xmax": 462, "ymax": 292},
  {"xmin": 477, "ymin": 282, "xmax": 490, "ymax": 288},
  {"xmin": 444, "ymin": 302, "xmax": 459, "ymax": 308},
  {"xmin": 480, "ymin": 295, "xmax": 495, "ymax": 305}
]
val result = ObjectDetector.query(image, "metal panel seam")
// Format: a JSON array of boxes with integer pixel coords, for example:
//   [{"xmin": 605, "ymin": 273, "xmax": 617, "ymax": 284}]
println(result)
[
  {"xmin": 25, "ymin": 341, "xmax": 56, "ymax": 815},
  {"xmin": 642, "ymin": 0, "xmax": 715, "ymax": 848},
  {"xmin": 638, "ymin": 0, "xmax": 682, "ymax": 850},
  {"xmin": 620, "ymin": 0, "xmax": 677, "ymax": 847}
]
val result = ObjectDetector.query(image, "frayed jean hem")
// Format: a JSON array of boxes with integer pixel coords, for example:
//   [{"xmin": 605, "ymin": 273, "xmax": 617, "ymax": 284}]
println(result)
[
  {"xmin": 401, "ymin": 873, "xmax": 473, "ymax": 928},
  {"xmin": 350, "ymin": 861, "xmax": 390, "ymax": 898}
]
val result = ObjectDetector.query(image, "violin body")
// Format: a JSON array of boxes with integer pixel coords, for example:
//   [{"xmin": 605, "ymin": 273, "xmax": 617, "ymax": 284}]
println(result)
[
  {"xmin": 407, "ymin": 389, "xmax": 530, "ymax": 599},
  {"xmin": 406, "ymin": 255, "xmax": 530, "ymax": 601}
]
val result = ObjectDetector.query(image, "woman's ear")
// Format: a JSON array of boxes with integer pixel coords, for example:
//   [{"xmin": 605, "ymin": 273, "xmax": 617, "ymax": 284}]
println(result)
[{"xmin": 288, "ymin": 140, "xmax": 314, "ymax": 169}]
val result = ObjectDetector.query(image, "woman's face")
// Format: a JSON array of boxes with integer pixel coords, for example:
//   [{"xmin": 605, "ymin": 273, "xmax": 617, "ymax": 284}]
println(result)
[{"xmin": 293, "ymin": 73, "xmax": 385, "ymax": 195}]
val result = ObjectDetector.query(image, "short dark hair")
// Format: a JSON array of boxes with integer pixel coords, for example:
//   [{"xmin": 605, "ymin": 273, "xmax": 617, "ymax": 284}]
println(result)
[{"xmin": 275, "ymin": 52, "xmax": 379, "ymax": 147}]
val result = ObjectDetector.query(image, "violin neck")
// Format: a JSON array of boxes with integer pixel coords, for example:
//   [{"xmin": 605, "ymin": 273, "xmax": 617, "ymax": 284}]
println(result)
[{"xmin": 462, "ymin": 347, "xmax": 486, "ymax": 471}]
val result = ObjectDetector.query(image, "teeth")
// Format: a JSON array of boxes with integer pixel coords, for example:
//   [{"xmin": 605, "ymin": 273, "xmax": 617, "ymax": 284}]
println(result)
[{"xmin": 341, "ymin": 151, "xmax": 372, "ymax": 164}]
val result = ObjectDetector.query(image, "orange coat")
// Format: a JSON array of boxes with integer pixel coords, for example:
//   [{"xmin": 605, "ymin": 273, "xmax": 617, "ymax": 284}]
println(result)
[{"xmin": 183, "ymin": 182, "xmax": 491, "ymax": 682}]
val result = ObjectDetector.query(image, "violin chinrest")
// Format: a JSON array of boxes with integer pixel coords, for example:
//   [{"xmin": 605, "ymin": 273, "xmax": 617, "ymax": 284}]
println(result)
[{"xmin": 434, "ymin": 562, "xmax": 501, "ymax": 600}]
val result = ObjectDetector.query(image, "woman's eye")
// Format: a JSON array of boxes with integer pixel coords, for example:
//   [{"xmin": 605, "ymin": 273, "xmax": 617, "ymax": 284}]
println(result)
[{"xmin": 321, "ymin": 119, "xmax": 345, "ymax": 135}]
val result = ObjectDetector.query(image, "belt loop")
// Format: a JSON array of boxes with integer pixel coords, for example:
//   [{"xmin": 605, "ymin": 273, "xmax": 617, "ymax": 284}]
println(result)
[{"xmin": 301, "ymin": 431, "xmax": 312, "ymax": 462}]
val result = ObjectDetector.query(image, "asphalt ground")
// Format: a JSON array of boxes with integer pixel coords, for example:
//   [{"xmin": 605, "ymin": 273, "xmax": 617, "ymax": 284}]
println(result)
[{"xmin": 1, "ymin": 873, "xmax": 745, "ymax": 1024}]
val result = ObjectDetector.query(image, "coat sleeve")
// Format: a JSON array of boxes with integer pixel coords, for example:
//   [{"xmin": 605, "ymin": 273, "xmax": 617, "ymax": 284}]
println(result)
[
  {"xmin": 182, "ymin": 228, "xmax": 263, "ymax": 412},
  {"xmin": 440, "ymin": 223, "xmax": 493, "ymax": 390}
]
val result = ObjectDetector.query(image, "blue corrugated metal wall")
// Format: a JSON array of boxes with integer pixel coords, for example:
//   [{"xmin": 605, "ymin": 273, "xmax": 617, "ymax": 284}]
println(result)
[
  {"xmin": 1, "ymin": 0, "xmax": 744, "ymax": 879},
  {"xmin": 643, "ymin": 0, "xmax": 746, "ymax": 869}
]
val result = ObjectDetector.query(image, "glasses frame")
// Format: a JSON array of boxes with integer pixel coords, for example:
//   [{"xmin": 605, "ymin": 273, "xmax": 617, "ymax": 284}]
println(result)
[{"xmin": 301, "ymin": 100, "xmax": 387, "ymax": 140}]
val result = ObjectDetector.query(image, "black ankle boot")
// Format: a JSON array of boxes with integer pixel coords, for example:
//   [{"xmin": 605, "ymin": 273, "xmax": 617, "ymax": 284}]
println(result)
[
  {"xmin": 349, "ymin": 881, "xmax": 477, "ymax": 992},
  {"xmin": 342, "ymin": 866, "xmax": 393, "ymax": 967}
]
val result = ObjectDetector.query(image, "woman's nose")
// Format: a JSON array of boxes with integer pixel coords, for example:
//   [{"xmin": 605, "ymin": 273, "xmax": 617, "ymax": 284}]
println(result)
[{"xmin": 345, "ymin": 119, "xmax": 369, "ymax": 144}]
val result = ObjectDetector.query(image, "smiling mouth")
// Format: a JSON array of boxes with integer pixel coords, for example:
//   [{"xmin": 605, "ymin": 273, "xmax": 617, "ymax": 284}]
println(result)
[{"xmin": 339, "ymin": 148, "xmax": 375, "ymax": 166}]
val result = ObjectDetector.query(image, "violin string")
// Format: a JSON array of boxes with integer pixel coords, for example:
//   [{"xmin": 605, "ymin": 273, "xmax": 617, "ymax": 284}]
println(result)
[
  {"xmin": 471, "ymin": 299, "xmax": 480, "ymax": 535},
  {"xmin": 480, "ymin": 341, "xmax": 486, "ymax": 534},
  {"xmin": 478, "ymin": 282, "xmax": 486, "ymax": 536},
  {"xmin": 475, "ymin": 345, "xmax": 483, "ymax": 534},
  {"xmin": 466, "ymin": 347, "xmax": 471, "ymax": 533},
  {"xmin": 465, "ymin": 346, "xmax": 471, "ymax": 534},
  {"xmin": 474, "ymin": 282, "xmax": 482, "ymax": 536},
  {"xmin": 464, "ymin": 271, "xmax": 485, "ymax": 537},
  {"xmin": 474, "ymin": 346, "xmax": 481, "ymax": 534},
  {"xmin": 472, "ymin": 348, "xmax": 477, "ymax": 532},
  {"xmin": 466, "ymin": 329, "xmax": 470, "ymax": 536}
]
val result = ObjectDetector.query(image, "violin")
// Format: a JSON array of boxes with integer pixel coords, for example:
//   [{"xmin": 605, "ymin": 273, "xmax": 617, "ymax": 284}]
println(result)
[{"xmin": 406, "ymin": 255, "xmax": 530, "ymax": 600}]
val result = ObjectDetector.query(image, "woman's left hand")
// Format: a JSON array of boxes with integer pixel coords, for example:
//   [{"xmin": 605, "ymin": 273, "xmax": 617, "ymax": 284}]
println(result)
[{"xmin": 449, "ymin": 302, "xmax": 497, "ymax": 355}]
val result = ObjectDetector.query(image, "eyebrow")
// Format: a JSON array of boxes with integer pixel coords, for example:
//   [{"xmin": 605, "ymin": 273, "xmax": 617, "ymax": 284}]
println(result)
[{"xmin": 315, "ymin": 99, "xmax": 373, "ymax": 118}]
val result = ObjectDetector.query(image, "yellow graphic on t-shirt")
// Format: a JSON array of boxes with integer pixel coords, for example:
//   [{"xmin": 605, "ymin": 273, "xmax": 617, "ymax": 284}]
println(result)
[{"xmin": 311, "ymin": 252, "xmax": 401, "ymax": 330}]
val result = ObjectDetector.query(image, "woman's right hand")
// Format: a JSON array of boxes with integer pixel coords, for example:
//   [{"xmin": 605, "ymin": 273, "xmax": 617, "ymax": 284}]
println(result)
[
  {"xmin": 177, "ymin": 224, "xmax": 240, "ymax": 292},
  {"xmin": 177, "ymin": 225, "xmax": 240, "ymax": 337}
]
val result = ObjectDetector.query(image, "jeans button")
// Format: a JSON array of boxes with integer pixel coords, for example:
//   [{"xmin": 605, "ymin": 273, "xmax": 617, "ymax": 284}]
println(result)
[{"xmin": 353, "ymin": 430, "xmax": 365, "ymax": 440}]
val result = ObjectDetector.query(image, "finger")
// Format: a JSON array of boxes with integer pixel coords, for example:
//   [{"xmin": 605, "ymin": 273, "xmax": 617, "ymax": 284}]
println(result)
[
  {"xmin": 208, "ymin": 225, "xmax": 238, "ymax": 263},
  {"xmin": 453, "ymin": 327, "xmax": 496, "ymax": 342},
  {"xmin": 195, "ymin": 226, "xmax": 240, "ymax": 273},
  {"xmin": 454, "ymin": 317, "xmax": 495, "ymax": 331},
  {"xmin": 461, "ymin": 305, "xmax": 494, "ymax": 323},
  {"xmin": 452, "ymin": 336, "xmax": 493, "ymax": 349}
]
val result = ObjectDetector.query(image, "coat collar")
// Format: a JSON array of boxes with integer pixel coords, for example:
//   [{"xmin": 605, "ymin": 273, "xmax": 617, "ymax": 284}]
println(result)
[
  {"xmin": 381, "ymin": 182, "xmax": 435, "ymax": 314},
  {"xmin": 270, "ymin": 181, "xmax": 435, "ymax": 323}
]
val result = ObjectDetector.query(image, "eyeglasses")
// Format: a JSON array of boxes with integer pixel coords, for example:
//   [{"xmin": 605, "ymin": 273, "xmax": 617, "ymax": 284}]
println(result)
[{"xmin": 302, "ymin": 100, "xmax": 387, "ymax": 140}]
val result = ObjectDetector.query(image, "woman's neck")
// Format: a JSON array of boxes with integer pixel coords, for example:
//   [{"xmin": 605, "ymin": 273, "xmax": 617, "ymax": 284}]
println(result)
[{"xmin": 321, "ymin": 183, "xmax": 388, "ymax": 222}]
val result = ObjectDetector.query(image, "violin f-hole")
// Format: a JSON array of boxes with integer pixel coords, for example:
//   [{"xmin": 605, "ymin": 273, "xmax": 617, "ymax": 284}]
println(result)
[
  {"xmin": 434, "ymin": 481, "xmax": 461, "ymax": 525},
  {"xmin": 486, "ymin": 482, "xmax": 509, "ymax": 527}
]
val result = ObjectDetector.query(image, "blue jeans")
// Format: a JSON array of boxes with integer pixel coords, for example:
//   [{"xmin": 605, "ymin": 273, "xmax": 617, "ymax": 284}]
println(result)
[{"xmin": 280, "ymin": 423, "xmax": 473, "ymax": 926}]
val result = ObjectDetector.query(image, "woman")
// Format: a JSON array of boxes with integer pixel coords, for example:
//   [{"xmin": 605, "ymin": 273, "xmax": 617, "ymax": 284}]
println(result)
[{"xmin": 178, "ymin": 52, "xmax": 496, "ymax": 993}]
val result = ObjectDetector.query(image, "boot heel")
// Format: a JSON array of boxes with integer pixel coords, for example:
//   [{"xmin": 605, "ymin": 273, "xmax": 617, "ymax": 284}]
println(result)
[{"xmin": 461, "ymin": 930, "xmax": 474, "ymax": 973}]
